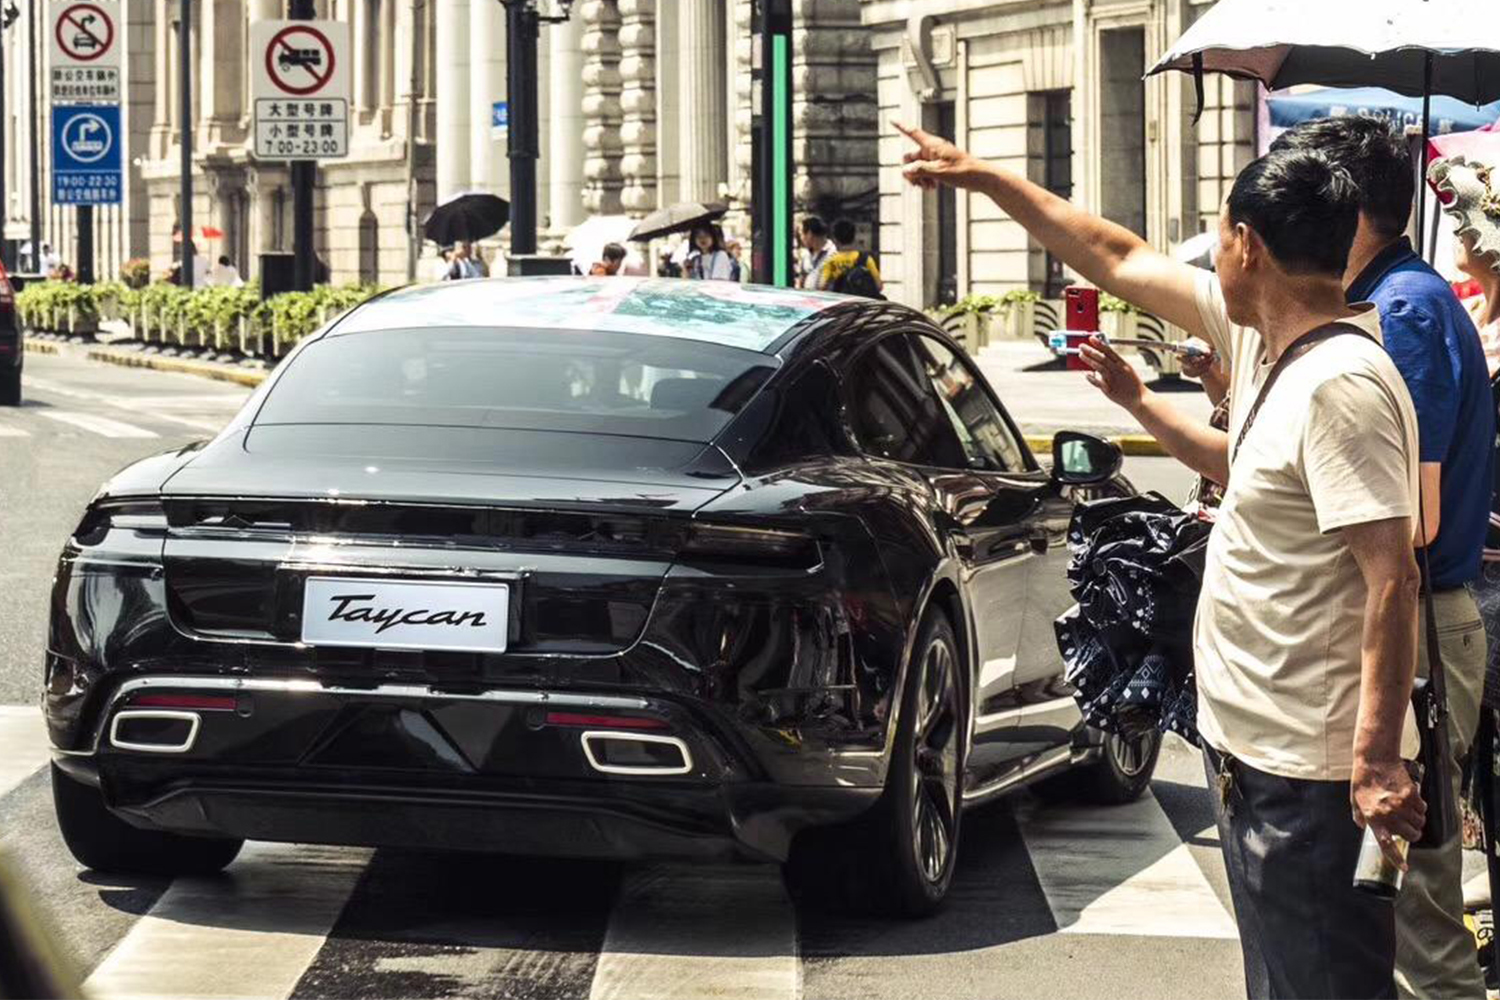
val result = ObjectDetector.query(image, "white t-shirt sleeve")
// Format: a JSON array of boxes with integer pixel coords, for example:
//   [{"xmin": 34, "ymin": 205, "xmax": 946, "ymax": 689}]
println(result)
[
  {"xmin": 1191, "ymin": 270, "xmax": 1236, "ymax": 366},
  {"xmin": 1300, "ymin": 370, "xmax": 1415, "ymax": 535}
]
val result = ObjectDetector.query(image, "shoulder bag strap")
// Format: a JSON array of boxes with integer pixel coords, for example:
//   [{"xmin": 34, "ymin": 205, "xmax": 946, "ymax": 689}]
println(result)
[{"xmin": 1231, "ymin": 321, "xmax": 1375, "ymax": 461}]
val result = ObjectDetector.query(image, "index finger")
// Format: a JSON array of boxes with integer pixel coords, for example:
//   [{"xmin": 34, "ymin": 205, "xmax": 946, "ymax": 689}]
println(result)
[
  {"xmin": 893, "ymin": 121, "xmax": 930, "ymax": 144},
  {"xmin": 1086, "ymin": 335, "xmax": 1129, "ymax": 366}
]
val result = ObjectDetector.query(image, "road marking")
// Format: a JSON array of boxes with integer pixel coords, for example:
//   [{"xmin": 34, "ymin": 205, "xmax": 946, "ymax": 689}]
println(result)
[
  {"xmin": 84, "ymin": 842, "xmax": 370, "ymax": 1000},
  {"xmin": 0, "ymin": 706, "xmax": 48, "ymax": 800},
  {"xmin": 588, "ymin": 864, "xmax": 799, "ymax": 1000},
  {"xmin": 24, "ymin": 377, "xmax": 235, "ymax": 432},
  {"xmin": 1017, "ymin": 790, "xmax": 1237, "ymax": 939},
  {"xmin": 0, "ymin": 422, "xmax": 30, "ymax": 437},
  {"xmin": 38, "ymin": 410, "xmax": 159, "ymax": 438}
]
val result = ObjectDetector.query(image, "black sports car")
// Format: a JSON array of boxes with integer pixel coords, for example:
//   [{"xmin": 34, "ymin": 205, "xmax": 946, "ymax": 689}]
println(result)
[{"xmin": 45, "ymin": 278, "xmax": 1156, "ymax": 916}]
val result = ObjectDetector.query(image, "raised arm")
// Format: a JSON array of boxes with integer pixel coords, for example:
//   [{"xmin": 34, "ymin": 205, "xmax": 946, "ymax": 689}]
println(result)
[{"xmin": 897, "ymin": 124, "xmax": 1206, "ymax": 338}]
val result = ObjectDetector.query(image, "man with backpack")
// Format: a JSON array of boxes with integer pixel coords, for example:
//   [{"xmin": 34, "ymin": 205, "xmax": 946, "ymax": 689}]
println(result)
[{"xmin": 816, "ymin": 219, "xmax": 884, "ymax": 298}]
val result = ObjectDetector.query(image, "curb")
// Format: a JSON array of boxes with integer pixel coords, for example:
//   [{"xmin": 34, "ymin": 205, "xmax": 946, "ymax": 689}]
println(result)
[
  {"xmin": 23, "ymin": 340, "xmax": 59, "ymax": 356},
  {"xmin": 84, "ymin": 349, "xmax": 268, "ymax": 388}
]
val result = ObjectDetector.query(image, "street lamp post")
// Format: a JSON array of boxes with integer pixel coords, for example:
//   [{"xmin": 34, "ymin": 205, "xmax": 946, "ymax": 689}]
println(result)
[
  {"xmin": 500, "ymin": 0, "xmax": 570, "ymax": 258},
  {"xmin": 0, "ymin": 3, "xmax": 17, "ymax": 268},
  {"xmin": 179, "ymin": 0, "xmax": 194, "ymax": 287},
  {"xmin": 289, "ymin": 0, "xmax": 316, "ymax": 289},
  {"xmin": 751, "ymin": 0, "xmax": 793, "ymax": 286},
  {"xmin": 28, "ymin": 0, "xmax": 40, "ymax": 274}
]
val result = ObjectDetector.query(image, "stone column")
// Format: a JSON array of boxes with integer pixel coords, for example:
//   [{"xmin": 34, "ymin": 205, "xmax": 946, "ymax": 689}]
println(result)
[
  {"xmin": 617, "ymin": 0, "xmax": 656, "ymax": 213},
  {"xmin": 151, "ymin": 0, "xmax": 171, "ymax": 158},
  {"xmin": 548, "ymin": 10, "xmax": 586, "ymax": 234},
  {"xmin": 199, "ymin": 0, "xmax": 246, "ymax": 147},
  {"xmin": 353, "ymin": 0, "xmax": 374, "ymax": 115},
  {"xmin": 469, "ymin": 0, "xmax": 506, "ymax": 199},
  {"xmin": 653, "ymin": 0, "xmax": 678, "ymax": 207},
  {"xmin": 434, "ymin": 0, "xmax": 472, "ymax": 201},
  {"xmin": 722, "ymin": 0, "xmax": 754, "ymax": 238},
  {"xmin": 678, "ymin": 0, "xmax": 726, "ymax": 205},
  {"xmin": 790, "ymin": 1, "xmax": 875, "ymax": 224},
  {"xmin": 579, "ymin": 0, "xmax": 622, "ymax": 215}
]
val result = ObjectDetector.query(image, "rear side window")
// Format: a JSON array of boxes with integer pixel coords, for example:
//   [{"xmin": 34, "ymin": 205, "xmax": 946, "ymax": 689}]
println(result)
[
  {"xmin": 254, "ymin": 327, "xmax": 777, "ymax": 443},
  {"xmin": 846, "ymin": 337, "xmax": 967, "ymax": 468}
]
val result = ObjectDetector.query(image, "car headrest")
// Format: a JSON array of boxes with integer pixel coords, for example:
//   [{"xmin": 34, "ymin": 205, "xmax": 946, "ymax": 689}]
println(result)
[{"xmin": 650, "ymin": 377, "xmax": 725, "ymax": 413}]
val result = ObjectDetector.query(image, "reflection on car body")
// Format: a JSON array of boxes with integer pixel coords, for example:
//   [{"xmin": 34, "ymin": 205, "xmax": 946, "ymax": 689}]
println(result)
[{"xmin": 43, "ymin": 277, "xmax": 1154, "ymax": 917}]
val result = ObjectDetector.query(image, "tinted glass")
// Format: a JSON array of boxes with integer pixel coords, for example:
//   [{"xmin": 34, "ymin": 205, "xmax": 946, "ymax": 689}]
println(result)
[
  {"xmin": 847, "ymin": 337, "xmax": 967, "ymax": 468},
  {"xmin": 909, "ymin": 335, "xmax": 1027, "ymax": 472},
  {"xmin": 254, "ymin": 328, "xmax": 776, "ymax": 444}
]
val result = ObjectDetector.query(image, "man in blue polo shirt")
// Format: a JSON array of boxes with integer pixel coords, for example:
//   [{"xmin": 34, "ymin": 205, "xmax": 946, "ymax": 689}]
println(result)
[{"xmin": 1275, "ymin": 117, "xmax": 1495, "ymax": 998}]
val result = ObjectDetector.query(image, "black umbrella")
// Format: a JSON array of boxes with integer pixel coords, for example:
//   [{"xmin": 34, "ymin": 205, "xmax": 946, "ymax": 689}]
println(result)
[
  {"xmin": 423, "ymin": 191, "xmax": 510, "ymax": 245},
  {"xmin": 628, "ymin": 201, "xmax": 728, "ymax": 243}
]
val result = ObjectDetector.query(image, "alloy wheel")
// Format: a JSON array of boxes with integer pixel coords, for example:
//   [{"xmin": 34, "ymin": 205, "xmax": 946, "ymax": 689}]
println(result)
[
  {"xmin": 1108, "ymin": 730, "xmax": 1156, "ymax": 779},
  {"xmin": 910, "ymin": 636, "xmax": 960, "ymax": 886}
]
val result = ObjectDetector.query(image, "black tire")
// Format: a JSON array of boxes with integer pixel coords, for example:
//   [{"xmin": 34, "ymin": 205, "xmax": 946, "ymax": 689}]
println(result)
[
  {"xmin": 1033, "ymin": 728, "xmax": 1161, "ymax": 805},
  {"xmin": 51, "ymin": 765, "xmax": 243, "ymax": 876},
  {"xmin": 0, "ymin": 365, "xmax": 19, "ymax": 406},
  {"xmin": 785, "ymin": 608, "xmax": 965, "ymax": 918}
]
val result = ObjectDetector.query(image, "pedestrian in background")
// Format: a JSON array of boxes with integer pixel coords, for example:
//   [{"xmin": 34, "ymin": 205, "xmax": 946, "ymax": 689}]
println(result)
[
  {"xmin": 209, "ymin": 255, "xmax": 244, "ymax": 288},
  {"xmin": 1275, "ymin": 117, "xmax": 1495, "ymax": 1000},
  {"xmin": 444, "ymin": 241, "xmax": 483, "ymax": 281},
  {"xmin": 797, "ymin": 216, "xmax": 832, "ymax": 288},
  {"xmin": 817, "ymin": 218, "xmax": 884, "ymax": 297},
  {"xmin": 900, "ymin": 123, "xmax": 1427, "ymax": 999},
  {"xmin": 686, "ymin": 225, "xmax": 734, "ymax": 281},
  {"xmin": 725, "ymin": 238, "xmax": 745, "ymax": 282},
  {"xmin": 590, "ymin": 242, "xmax": 627, "ymax": 276},
  {"xmin": 657, "ymin": 249, "xmax": 682, "ymax": 278}
]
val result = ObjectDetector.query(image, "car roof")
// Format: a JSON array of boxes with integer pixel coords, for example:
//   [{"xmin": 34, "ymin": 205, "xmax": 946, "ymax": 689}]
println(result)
[{"xmin": 333, "ymin": 277, "xmax": 857, "ymax": 353}]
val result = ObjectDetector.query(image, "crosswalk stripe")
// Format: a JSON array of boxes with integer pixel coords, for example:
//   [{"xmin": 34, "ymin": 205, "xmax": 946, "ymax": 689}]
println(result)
[
  {"xmin": 587, "ymin": 864, "xmax": 799, "ymax": 1000},
  {"xmin": 0, "ymin": 422, "xmax": 30, "ymax": 437},
  {"xmin": 38, "ymin": 410, "xmax": 160, "ymax": 439},
  {"xmin": 0, "ymin": 706, "xmax": 48, "ymax": 799},
  {"xmin": 24, "ymin": 377, "xmax": 235, "ymax": 432},
  {"xmin": 1016, "ymin": 790, "xmax": 1238, "ymax": 939},
  {"xmin": 83, "ymin": 842, "xmax": 370, "ymax": 1000}
]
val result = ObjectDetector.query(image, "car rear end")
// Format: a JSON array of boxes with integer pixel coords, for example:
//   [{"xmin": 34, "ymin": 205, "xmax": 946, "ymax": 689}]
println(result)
[
  {"xmin": 46, "ymin": 316, "xmax": 883, "ymax": 864},
  {"xmin": 0, "ymin": 261, "xmax": 20, "ymax": 405}
]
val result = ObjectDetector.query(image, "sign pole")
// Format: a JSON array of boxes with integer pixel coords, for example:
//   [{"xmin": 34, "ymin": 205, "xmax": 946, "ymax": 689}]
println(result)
[
  {"xmin": 503, "ymin": 0, "xmax": 538, "ymax": 257},
  {"xmin": 77, "ymin": 204, "xmax": 92, "ymax": 282},
  {"xmin": 29, "ymin": 0, "xmax": 41, "ymax": 272},
  {"xmin": 289, "ymin": 0, "xmax": 316, "ymax": 290},
  {"xmin": 178, "ymin": 0, "xmax": 193, "ymax": 288}
]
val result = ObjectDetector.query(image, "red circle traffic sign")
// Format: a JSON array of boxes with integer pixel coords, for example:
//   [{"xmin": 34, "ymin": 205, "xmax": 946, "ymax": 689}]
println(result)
[
  {"xmin": 55, "ymin": 3, "xmax": 114, "ymax": 63},
  {"xmin": 264, "ymin": 25, "xmax": 336, "ymax": 97}
]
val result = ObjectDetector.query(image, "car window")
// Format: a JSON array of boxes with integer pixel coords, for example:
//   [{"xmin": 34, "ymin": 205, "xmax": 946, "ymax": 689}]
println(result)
[
  {"xmin": 909, "ymin": 334, "xmax": 1027, "ymax": 472},
  {"xmin": 847, "ymin": 336, "xmax": 968, "ymax": 468},
  {"xmin": 253, "ymin": 327, "xmax": 776, "ymax": 444}
]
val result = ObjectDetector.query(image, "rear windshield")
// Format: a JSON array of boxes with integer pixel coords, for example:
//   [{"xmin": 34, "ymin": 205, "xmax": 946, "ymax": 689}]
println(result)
[{"xmin": 253, "ymin": 327, "xmax": 777, "ymax": 443}]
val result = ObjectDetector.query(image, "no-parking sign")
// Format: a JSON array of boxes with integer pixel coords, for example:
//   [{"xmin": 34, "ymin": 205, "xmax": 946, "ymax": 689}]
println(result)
[
  {"xmin": 49, "ymin": 1, "xmax": 121, "ymax": 103},
  {"xmin": 249, "ymin": 19, "xmax": 350, "ymax": 160}
]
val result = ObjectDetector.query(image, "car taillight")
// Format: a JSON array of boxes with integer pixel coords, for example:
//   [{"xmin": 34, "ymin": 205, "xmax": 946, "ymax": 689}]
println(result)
[
  {"xmin": 0, "ymin": 267, "xmax": 12, "ymax": 308},
  {"xmin": 73, "ymin": 500, "xmax": 169, "ymax": 545},
  {"xmin": 680, "ymin": 523, "xmax": 821, "ymax": 569}
]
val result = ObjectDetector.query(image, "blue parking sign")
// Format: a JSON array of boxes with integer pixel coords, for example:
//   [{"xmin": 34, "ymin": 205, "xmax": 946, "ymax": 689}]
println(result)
[{"xmin": 52, "ymin": 104, "xmax": 122, "ymax": 205}]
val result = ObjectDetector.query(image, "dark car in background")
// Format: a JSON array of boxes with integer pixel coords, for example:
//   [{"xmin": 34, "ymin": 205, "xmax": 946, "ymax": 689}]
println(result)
[
  {"xmin": 44, "ymin": 277, "xmax": 1155, "ymax": 916},
  {"xmin": 0, "ymin": 261, "xmax": 20, "ymax": 405}
]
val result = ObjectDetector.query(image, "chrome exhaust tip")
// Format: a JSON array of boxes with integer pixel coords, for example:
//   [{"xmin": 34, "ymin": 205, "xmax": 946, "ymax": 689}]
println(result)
[
  {"xmin": 580, "ymin": 730, "xmax": 693, "ymax": 775},
  {"xmin": 109, "ymin": 710, "xmax": 201, "ymax": 754}
]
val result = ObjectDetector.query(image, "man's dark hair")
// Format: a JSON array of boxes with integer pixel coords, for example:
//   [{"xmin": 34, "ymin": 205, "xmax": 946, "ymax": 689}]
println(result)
[
  {"xmin": 1269, "ymin": 116, "xmax": 1414, "ymax": 239},
  {"xmin": 831, "ymin": 218, "xmax": 858, "ymax": 246},
  {"xmin": 1226, "ymin": 149, "xmax": 1359, "ymax": 277},
  {"xmin": 602, "ymin": 242, "xmax": 626, "ymax": 263},
  {"xmin": 218, "ymin": 255, "xmax": 230, "ymax": 266},
  {"xmin": 800, "ymin": 216, "xmax": 827, "ymax": 238}
]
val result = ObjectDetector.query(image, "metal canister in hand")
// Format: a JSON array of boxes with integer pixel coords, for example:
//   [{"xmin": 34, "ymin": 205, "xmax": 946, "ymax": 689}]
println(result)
[{"xmin": 1352, "ymin": 762, "xmax": 1423, "ymax": 899}]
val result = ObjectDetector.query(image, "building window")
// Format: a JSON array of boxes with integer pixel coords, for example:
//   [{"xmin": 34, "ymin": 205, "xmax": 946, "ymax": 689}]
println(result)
[
  {"xmin": 358, "ymin": 210, "xmax": 379, "ymax": 284},
  {"xmin": 1099, "ymin": 28, "xmax": 1148, "ymax": 240},
  {"xmin": 1031, "ymin": 90, "xmax": 1074, "ymax": 298}
]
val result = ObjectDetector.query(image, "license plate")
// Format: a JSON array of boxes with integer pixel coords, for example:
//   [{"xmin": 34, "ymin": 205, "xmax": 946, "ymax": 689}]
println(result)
[{"xmin": 301, "ymin": 577, "xmax": 510, "ymax": 653}]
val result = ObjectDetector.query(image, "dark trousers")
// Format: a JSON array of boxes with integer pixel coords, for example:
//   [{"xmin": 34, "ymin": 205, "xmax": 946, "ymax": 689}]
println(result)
[{"xmin": 1204, "ymin": 746, "xmax": 1397, "ymax": 999}]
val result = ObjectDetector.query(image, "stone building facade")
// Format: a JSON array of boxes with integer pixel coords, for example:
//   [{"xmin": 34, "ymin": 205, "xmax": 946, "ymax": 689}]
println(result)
[{"xmin": 861, "ymin": 0, "xmax": 1257, "ymax": 309}]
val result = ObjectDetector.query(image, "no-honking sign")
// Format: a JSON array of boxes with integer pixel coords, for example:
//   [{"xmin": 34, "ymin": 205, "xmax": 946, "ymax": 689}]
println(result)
[{"xmin": 249, "ymin": 20, "xmax": 350, "ymax": 161}]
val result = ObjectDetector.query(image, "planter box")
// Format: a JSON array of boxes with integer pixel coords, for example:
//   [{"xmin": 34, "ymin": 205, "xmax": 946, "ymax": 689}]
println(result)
[{"xmin": 996, "ymin": 301, "xmax": 1035, "ymax": 341}]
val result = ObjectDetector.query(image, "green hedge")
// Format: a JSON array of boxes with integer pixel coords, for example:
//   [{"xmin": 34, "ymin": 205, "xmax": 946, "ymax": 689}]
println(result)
[{"xmin": 16, "ymin": 280, "xmax": 385, "ymax": 353}]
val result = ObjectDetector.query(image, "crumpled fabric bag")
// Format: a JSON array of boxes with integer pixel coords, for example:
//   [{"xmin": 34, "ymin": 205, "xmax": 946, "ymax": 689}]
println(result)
[{"xmin": 1054, "ymin": 492, "xmax": 1211, "ymax": 745}]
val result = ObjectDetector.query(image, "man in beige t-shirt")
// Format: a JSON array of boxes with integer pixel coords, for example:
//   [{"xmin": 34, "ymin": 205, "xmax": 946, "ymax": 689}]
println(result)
[{"xmin": 900, "ymin": 128, "xmax": 1427, "ymax": 998}]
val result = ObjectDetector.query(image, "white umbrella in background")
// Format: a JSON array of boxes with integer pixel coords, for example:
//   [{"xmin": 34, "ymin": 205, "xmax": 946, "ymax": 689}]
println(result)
[
  {"xmin": 564, "ymin": 215, "xmax": 645, "ymax": 275},
  {"xmin": 1149, "ymin": 0, "xmax": 1500, "ymax": 250}
]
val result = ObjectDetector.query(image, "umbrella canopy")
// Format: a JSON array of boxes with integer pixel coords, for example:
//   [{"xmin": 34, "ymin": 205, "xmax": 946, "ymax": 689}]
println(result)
[
  {"xmin": 423, "ymin": 191, "xmax": 510, "ymax": 246},
  {"xmin": 1268, "ymin": 86, "xmax": 1500, "ymax": 135},
  {"xmin": 564, "ymin": 215, "xmax": 644, "ymax": 273},
  {"xmin": 628, "ymin": 201, "xmax": 728, "ymax": 243},
  {"xmin": 1149, "ymin": 0, "xmax": 1500, "ymax": 104}
]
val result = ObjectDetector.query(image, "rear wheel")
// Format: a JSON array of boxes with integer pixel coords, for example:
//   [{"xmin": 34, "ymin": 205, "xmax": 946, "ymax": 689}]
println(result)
[
  {"xmin": 0, "ymin": 365, "xmax": 19, "ymax": 406},
  {"xmin": 785, "ymin": 608, "xmax": 964, "ymax": 917},
  {"xmin": 1033, "ymin": 728, "xmax": 1160, "ymax": 805},
  {"xmin": 51, "ymin": 764, "xmax": 243, "ymax": 876}
]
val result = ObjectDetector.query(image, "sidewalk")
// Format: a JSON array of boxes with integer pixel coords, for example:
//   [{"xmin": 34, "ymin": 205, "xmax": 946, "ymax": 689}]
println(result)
[{"xmin": 973, "ymin": 339, "xmax": 1212, "ymax": 454}]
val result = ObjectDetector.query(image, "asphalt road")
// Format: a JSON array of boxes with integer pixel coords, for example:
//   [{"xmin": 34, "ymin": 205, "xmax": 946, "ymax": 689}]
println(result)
[{"xmin": 0, "ymin": 350, "xmax": 1247, "ymax": 1000}]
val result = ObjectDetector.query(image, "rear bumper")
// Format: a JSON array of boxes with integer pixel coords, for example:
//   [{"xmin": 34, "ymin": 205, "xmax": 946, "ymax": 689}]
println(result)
[{"xmin": 52, "ymin": 675, "xmax": 881, "ymax": 862}]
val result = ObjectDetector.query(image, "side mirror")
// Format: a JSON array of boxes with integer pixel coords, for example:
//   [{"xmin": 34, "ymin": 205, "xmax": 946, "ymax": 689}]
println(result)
[{"xmin": 1050, "ymin": 430, "xmax": 1122, "ymax": 486}]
